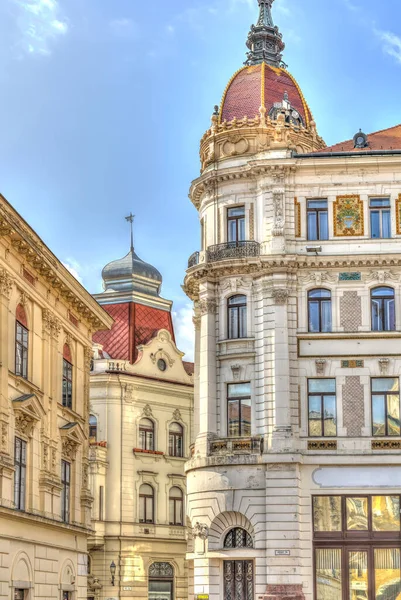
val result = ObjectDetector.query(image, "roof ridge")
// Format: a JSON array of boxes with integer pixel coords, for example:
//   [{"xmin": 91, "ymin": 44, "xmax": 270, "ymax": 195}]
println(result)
[{"xmin": 324, "ymin": 123, "xmax": 401, "ymax": 150}]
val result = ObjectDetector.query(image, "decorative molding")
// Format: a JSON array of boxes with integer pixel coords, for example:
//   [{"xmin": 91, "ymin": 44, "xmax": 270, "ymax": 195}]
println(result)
[
  {"xmin": 372, "ymin": 440, "xmax": 401, "ymax": 450},
  {"xmin": 124, "ymin": 385, "xmax": 134, "ymax": 404},
  {"xmin": 1, "ymin": 420, "xmax": 8, "ymax": 451},
  {"xmin": 299, "ymin": 271, "xmax": 336, "ymax": 286},
  {"xmin": 192, "ymin": 315, "xmax": 201, "ymax": 331},
  {"xmin": 0, "ymin": 268, "xmax": 13, "ymax": 300},
  {"xmin": 143, "ymin": 404, "xmax": 153, "ymax": 418},
  {"xmin": 272, "ymin": 192, "xmax": 285, "ymax": 236},
  {"xmin": 83, "ymin": 346, "xmax": 93, "ymax": 371},
  {"xmin": 315, "ymin": 359, "xmax": 327, "ymax": 375},
  {"xmin": 249, "ymin": 203, "xmax": 255, "ymax": 240},
  {"xmin": 22, "ymin": 267, "xmax": 36, "ymax": 287},
  {"xmin": 272, "ymin": 288, "xmax": 289, "ymax": 305},
  {"xmin": 42, "ymin": 309, "xmax": 61, "ymax": 339},
  {"xmin": 15, "ymin": 413, "xmax": 35, "ymax": 437},
  {"xmin": 62, "ymin": 437, "xmax": 79, "ymax": 460},
  {"xmin": 333, "ymin": 195, "xmax": 364, "ymax": 237},
  {"xmin": 199, "ymin": 298, "xmax": 217, "ymax": 315},
  {"xmin": 308, "ymin": 440, "xmax": 337, "ymax": 450},
  {"xmin": 366, "ymin": 270, "xmax": 399, "ymax": 284},
  {"xmin": 378, "ymin": 357, "xmax": 390, "ymax": 375},
  {"xmin": 397, "ymin": 194, "xmax": 401, "ymax": 235},
  {"xmin": 172, "ymin": 409, "xmax": 182, "ymax": 422},
  {"xmin": 217, "ymin": 210, "xmax": 221, "ymax": 244},
  {"xmin": 231, "ymin": 364, "xmax": 241, "ymax": 381},
  {"xmin": 294, "ymin": 197, "xmax": 301, "ymax": 238}
]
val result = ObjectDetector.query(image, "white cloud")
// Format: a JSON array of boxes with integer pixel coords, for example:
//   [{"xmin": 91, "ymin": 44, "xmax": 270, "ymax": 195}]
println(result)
[
  {"xmin": 343, "ymin": 0, "xmax": 360, "ymax": 12},
  {"xmin": 375, "ymin": 29, "xmax": 401, "ymax": 65},
  {"xmin": 173, "ymin": 303, "xmax": 195, "ymax": 362},
  {"xmin": 63, "ymin": 259, "xmax": 83, "ymax": 284},
  {"xmin": 110, "ymin": 18, "xmax": 138, "ymax": 38},
  {"xmin": 12, "ymin": 0, "xmax": 68, "ymax": 56}
]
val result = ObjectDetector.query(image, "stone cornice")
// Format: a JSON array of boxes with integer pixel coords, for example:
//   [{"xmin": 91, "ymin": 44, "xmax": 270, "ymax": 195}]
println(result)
[
  {"xmin": 184, "ymin": 253, "xmax": 401, "ymax": 299},
  {"xmin": 0, "ymin": 196, "xmax": 113, "ymax": 332}
]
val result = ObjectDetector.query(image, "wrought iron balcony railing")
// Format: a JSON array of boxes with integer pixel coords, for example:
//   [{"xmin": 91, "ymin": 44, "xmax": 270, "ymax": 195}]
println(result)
[
  {"xmin": 187, "ymin": 251, "xmax": 200, "ymax": 268},
  {"xmin": 209, "ymin": 436, "xmax": 264, "ymax": 456},
  {"xmin": 207, "ymin": 241, "xmax": 260, "ymax": 263}
]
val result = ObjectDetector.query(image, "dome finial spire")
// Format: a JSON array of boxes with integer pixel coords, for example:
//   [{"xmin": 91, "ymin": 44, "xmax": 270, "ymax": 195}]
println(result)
[
  {"xmin": 125, "ymin": 212, "xmax": 135, "ymax": 252},
  {"xmin": 245, "ymin": 0, "xmax": 285, "ymax": 67}
]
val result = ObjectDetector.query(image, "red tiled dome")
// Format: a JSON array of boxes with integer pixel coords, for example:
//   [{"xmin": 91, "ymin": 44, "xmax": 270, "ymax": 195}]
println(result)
[{"xmin": 220, "ymin": 63, "xmax": 312, "ymax": 127}]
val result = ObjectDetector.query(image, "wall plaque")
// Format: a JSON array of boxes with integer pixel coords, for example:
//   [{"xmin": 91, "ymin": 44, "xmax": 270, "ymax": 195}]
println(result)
[
  {"xmin": 339, "ymin": 272, "xmax": 361, "ymax": 281},
  {"xmin": 275, "ymin": 550, "xmax": 290, "ymax": 556}
]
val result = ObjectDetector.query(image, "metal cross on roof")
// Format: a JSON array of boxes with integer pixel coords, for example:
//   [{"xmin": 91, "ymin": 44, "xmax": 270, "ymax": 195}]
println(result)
[{"xmin": 125, "ymin": 212, "xmax": 135, "ymax": 252}]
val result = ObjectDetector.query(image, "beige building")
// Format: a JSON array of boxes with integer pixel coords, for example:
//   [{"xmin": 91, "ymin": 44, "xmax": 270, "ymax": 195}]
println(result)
[
  {"xmin": 88, "ymin": 240, "xmax": 194, "ymax": 600},
  {"xmin": 184, "ymin": 1, "xmax": 401, "ymax": 600},
  {"xmin": 0, "ymin": 194, "xmax": 113, "ymax": 600}
]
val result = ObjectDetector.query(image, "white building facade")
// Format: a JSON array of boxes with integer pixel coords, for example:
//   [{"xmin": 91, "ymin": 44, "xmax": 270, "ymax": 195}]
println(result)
[{"xmin": 184, "ymin": 2, "xmax": 401, "ymax": 600}]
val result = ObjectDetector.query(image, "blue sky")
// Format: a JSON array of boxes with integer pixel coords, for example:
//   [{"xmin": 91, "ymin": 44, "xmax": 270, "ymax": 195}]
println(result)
[{"xmin": 0, "ymin": 0, "xmax": 401, "ymax": 360}]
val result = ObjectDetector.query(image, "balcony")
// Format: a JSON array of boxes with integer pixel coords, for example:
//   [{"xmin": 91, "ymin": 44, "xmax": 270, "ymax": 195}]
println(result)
[
  {"xmin": 188, "ymin": 251, "xmax": 200, "ymax": 268},
  {"xmin": 209, "ymin": 436, "xmax": 264, "ymax": 456},
  {"xmin": 207, "ymin": 241, "xmax": 260, "ymax": 263}
]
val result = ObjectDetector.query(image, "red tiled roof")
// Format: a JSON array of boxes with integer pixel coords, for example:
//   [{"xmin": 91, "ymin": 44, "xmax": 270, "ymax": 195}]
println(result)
[
  {"xmin": 316, "ymin": 124, "xmax": 401, "ymax": 154},
  {"xmin": 221, "ymin": 63, "xmax": 312, "ymax": 126},
  {"xmin": 93, "ymin": 302, "xmax": 175, "ymax": 363},
  {"xmin": 183, "ymin": 361, "xmax": 194, "ymax": 376}
]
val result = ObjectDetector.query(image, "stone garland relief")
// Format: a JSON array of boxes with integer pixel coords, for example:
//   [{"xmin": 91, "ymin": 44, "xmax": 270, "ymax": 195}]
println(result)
[{"xmin": 334, "ymin": 195, "xmax": 364, "ymax": 236}]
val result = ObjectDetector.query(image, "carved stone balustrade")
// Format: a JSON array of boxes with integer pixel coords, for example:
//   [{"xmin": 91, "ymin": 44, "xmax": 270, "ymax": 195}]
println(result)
[
  {"xmin": 209, "ymin": 436, "xmax": 264, "ymax": 456},
  {"xmin": 207, "ymin": 241, "xmax": 260, "ymax": 263}
]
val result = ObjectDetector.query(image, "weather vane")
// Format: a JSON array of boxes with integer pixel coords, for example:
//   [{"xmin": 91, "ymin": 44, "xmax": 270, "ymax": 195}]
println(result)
[{"xmin": 125, "ymin": 213, "xmax": 135, "ymax": 251}]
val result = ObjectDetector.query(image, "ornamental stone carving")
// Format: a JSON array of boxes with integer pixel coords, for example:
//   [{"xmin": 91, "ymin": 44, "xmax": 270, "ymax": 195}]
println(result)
[
  {"xmin": 15, "ymin": 413, "xmax": 35, "ymax": 437},
  {"xmin": 199, "ymin": 298, "xmax": 217, "ymax": 315},
  {"xmin": 315, "ymin": 359, "xmax": 327, "ymax": 375},
  {"xmin": 42, "ymin": 309, "xmax": 61, "ymax": 339},
  {"xmin": 173, "ymin": 409, "xmax": 182, "ymax": 422},
  {"xmin": 1, "ymin": 421, "xmax": 7, "ymax": 451},
  {"xmin": 84, "ymin": 346, "xmax": 93, "ymax": 371},
  {"xmin": 62, "ymin": 438, "xmax": 78, "ymax": 460},
  {"xmin": 231, "ymin": 364, "xmax": 242, "ymax": 380},
  {"xmin": 379, "ymin": 358, "xmax": 390, "ymax": 375},
  {"xmin": 272, "ymin": 192, "xmax": 285, "ymax": 236},
  {"xmin": 366, "ymin": 270, "xmax": 398, "ymax": 284},
  {"xmin": 272, "ymin": 288, "xmax": 289, "ymax": 305},
  {"xmin": 0, "ymin": 268, "xmax": 13, "ymax": 299},
  {"xmin": 192, "ymin": 315, "xmax": 201, "ymax": 331},
  {"xmin": 143, "ymin": 404, "xmax": 153, "ymax": 417},
  {"xmin": 193, "ymin": 522, "xmax": 209, "ymax": 540}
]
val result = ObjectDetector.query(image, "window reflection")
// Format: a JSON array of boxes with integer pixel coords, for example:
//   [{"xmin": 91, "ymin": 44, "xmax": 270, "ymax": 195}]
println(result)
[
  {"xmin": 349, "ymin": 551, "xmax": 368, "ymax": 600},
  {"xmin": 313, "ymin": 497, "xmax": 342, "ymax": 532},
  {"xmin": 372, "ymin": 496, "xmax": 400, "ymax": 532},
  {"xmin": 374, "ymin": 549, "xmax": 401, "ymax": 600},
  {"xmin": 346, "ymin": 498, "xmax": 369, "ymax": 531},
  {"xmin": 316, "ymin": 549, "xmax": 342, "ymax": 600},
  {"xmin": 372, "ymin": 378, "xmax": 400, "ymax": 437}
]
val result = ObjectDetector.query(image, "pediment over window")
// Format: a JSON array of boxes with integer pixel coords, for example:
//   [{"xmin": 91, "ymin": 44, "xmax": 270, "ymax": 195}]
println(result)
[
  {"xmin": 60, "ymin": 422, "xmax": 86, "ymax": 460},
  {"xmin": 12, "ymin": 393, "xmax": 45, "ymax": 437}
]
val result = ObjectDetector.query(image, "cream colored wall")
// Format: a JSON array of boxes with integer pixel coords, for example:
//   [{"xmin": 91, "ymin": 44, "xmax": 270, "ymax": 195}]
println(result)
[
  {"xmin": 89, "ymin": 330, "xmax": 193, "ymax": 600},
  {"xmin": 0, "ymin": 198, "xmax": 112, "ymax": 600}
]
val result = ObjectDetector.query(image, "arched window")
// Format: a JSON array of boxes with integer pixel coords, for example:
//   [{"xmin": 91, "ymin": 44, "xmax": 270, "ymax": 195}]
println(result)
[
  {"xmin": 89, "ymin": 415, "xmax": 97, "ymax": 441},
  {"xmin": 148, "ymin": 563, "xmax": 174, "ymax": 599},
  {"xmin": 308, "ymin": 289, "xmax": 332, "ymax": 333},
  {"xmin": 228, "ymin": 295, "xmax": 247, "ymax": 339},
  {"xmin": 169, "ymin": 487, "xmax": 183, "ymax": 526},
  {"xmin": 62, "ymin": 344, "xmax": 73, "ymax": 409},
  {"xmin": 139, "ymin": 484, "xmax": 154, "ymax": 523},
  {"xmin": 169, "ymin": 422, "xmax": 183, "ymax": 457},
  {"xmin": 224, "ymin": 528, "xmax": 253, "ymax": 549},
  {"xmin": 139, "ymin": 418, "xmax": 154, "ymax": 451},
  {"xmin": 15, "ymin": 304, "xmax": 28, "ymax": 379},
  {"xmin": 371, "ymin": 287, "xmax": 395, "ymax": 331}
]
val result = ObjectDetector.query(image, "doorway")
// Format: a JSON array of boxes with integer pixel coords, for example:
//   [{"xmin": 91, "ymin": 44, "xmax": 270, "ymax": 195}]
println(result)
[{"xmin": 224, "ymin": 561, "xmax": 253, "ymax": 600}]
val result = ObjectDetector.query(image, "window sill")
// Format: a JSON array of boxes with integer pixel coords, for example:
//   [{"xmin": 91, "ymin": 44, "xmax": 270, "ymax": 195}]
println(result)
[
  {"xmin": 133, "ymin": 448, "xmax": 164, "ymax": 456},
  {"xmin": 8, "ymin": 371, "xmax": 44, "ymax": 395},
  {"xmin": 58, "ymin": 403, "xmax": 85, "ymax": 423}
]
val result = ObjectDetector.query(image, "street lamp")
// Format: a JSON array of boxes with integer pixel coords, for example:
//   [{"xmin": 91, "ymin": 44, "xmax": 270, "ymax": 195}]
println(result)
[{"xmin": 110, "ymin": 561, "xmax": 116, "ymax": 586}]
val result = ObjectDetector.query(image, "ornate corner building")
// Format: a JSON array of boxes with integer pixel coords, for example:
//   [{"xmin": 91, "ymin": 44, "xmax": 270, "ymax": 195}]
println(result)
[
  {"xmin": 184, "ymin": 1, "xmax": 401, "ymax": 599},
  {"xmin": 87, "ymin": 244, "xmax": 194, "ymax": 600},
  {"xmin": 0, "ymin": 195, "xmax": 113, "ymax": 600}
]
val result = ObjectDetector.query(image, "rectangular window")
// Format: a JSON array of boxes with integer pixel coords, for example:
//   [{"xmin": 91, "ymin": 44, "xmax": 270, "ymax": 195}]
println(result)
[
  {"xmin": 370, "ymin": 198, "xmax": 391, "ymax": 239},
  {"xmin": 99, "ymin": 485, "xmax": 104, "ymax": 521},
  {"xmin": 308, "ymin": 379, "xmax": 336, "ymax": 437},
  {"xmin": 313, "ymin": 496, "xmax": 342, "ymax": 532},
  {"xmin": 14, "ymin": 438, "xmax": 27, "ymax": 511},
  {"xmin": 315, "ymin": 549, "xmax": 342, "ymax": 600},
  {"xmin": 15, "ymin": 322, "xmax": 28, "ymax": 379},
  {"xmin": 62, "ymin": 359, "xmax": 73, "ymax": 409},
  {"xmin": 61, "ymin": 460, "xmax": 71, "ymax": 523},
  {"xmin": 372, "ymin": 378, "xmax": 400, "ymax": 437},
  {"xmin": 307, "ymin": 200, "xmax": 328, "ymax": 241},
  {"xmin": 14, "ymin": 591, "xmax": 25, "ymax": 600},
  {"xmin": 227, "ymin": 382, "xmax": 251, "ymax": 438},
  {"xmin": 227, "ymin": 206, "xmax": 246, "ymax": 243}
]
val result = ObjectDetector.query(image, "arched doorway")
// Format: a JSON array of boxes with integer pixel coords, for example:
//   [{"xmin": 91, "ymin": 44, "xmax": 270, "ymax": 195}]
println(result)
[
  {"xmin": 148, "ymin": 562, "xmax": 174, "ymax": 600},
  {"xmin": 223, "ymin": 528, "xmax": 254, "ymax": 600}
]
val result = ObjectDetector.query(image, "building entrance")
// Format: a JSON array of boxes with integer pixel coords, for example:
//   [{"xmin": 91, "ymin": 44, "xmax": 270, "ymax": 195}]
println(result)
[{"xmin": 223, "ymin": 561, "xmax": 253, "ymax": 600}]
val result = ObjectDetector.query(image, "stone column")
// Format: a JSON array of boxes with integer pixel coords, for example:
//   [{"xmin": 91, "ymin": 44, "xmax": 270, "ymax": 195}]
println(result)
[
  {"xmin": 0, "ymin": 269, "xmax": 13, "ymax": 462},
  {"xmin": 195, "ymin": 283, "xmax": 217, "ymax": 456},
  {"xmin": 192, "ymin": 310, "xmax": 201, "ymax": 443}
]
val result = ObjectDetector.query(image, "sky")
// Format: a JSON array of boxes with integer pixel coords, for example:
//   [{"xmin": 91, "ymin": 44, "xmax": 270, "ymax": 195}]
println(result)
[{"xmin": 0, "ymin": 0, "xmax": 401, "ymax": 361}]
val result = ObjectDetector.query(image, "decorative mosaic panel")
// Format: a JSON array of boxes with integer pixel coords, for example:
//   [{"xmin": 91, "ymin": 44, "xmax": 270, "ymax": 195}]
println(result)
[
  {"xmin": 308, "ymin": 440, "xmax": 337, "ymax": 450},
  {"xmin": 341, "ymin": 360, "xmax": 364, "ymax": 368},
  {"xmin": 343, "ymin": 376, "xmax": 365, "ymax": 437},
  {"xmin": 397, "ymin": 194, "xmax": 401, "ymax": 235},
  {"xmin": 340, "ymin": 291, "xmax": 362, "ymax": 332},
  {"xmin": 249, "ymin": 203, "xmax": 255, "ymax": 239},
  {"xmin": 339, "ymin": 272, "xmax": 361, "ymax": 281},
  {"xmin": 334, "ymin": 195, "xmax": 364, "ymax": 237},
  {"xmin": 372, "ymin": 440, "xmax": 401, "ymax": 450},
  {"xmin": 294, "ymin": 197, "xmax": 301, "ymax": 237}
]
